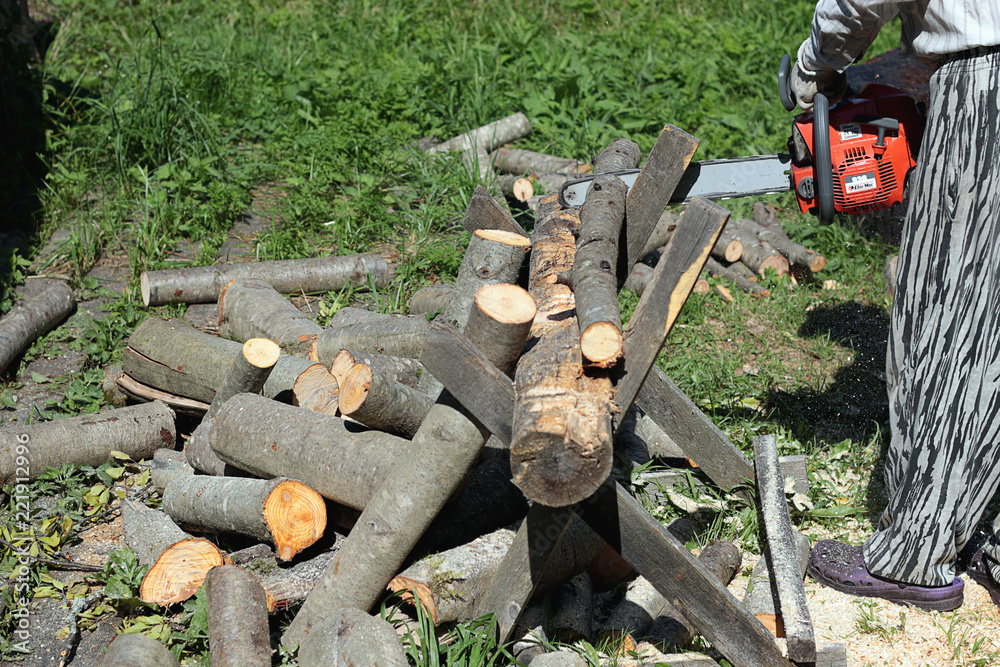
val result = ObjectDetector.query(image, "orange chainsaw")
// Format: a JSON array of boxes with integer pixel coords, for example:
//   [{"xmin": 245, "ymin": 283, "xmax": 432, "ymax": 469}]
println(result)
[{"xmin": 559, "ymin": 54, "xmax": 925, "ymax": 224}]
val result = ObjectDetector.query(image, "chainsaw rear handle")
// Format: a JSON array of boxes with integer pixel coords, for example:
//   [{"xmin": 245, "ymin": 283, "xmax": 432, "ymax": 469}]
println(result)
[{"xmin": 779, "ymin": 53, "xmax": 835, "ymax": 224}]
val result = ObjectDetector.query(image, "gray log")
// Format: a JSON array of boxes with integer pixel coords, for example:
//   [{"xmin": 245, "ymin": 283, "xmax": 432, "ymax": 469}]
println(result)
[
  {"xmin": 0, "ymin": 280, "xmax": 75, "ymax": 375},
  {"xmin": 203, "ymin": 338, "xmax": 280, "ymax": 421},
  {"xmin": 99, "ymin": 633, "xmax": 179, "ymax": 667},
  {"xmin": 297, "ymin": 607, "xmax": 408, "ymax": 667},
  {"xmin": 218, "ymin": 278, "xmax": 323, "ymax": 356},
  {"xmin": 206, "ymin": 565, "xmax": 272, "ymax": 667},
  {"xmin": 150, "ymin": 448, "xmax": 193, "ymax": 493}
]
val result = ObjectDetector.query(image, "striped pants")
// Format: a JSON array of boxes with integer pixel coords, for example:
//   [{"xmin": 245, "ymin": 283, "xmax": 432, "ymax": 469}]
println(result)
[{"xmin": 863, "ymin": 48, "xmax": 1000, "ymax": 587}]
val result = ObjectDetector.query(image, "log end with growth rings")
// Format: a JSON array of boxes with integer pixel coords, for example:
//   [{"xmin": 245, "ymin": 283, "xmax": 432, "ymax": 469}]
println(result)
[
  {"xmin": 476, "ymin": 283, "xmax": 537, "ymax": 326},
  {"xmin": 474, "ymin": 228, "xmax": 532, "ymax": 253},
  {"xmin": 580, "ymin": 321, "xmax": 623, "ymax": 368},
  {"xmin": 338, "ymin": 363, "xmax": 374, "ymax": 416},
  {"xmin": 140, "ymin": 272, "xmax": 154, "ymax": 308},
  {"xmin": 243, "ymin": 338, "xmax": 282, "ymax": 369},
  {"xmin": 723, "ymin": 240, "xmax": 743, "ymax": 263},
  {"xmin": 140, "ymin": 539, "xmax": 225, "ymax": 606},
  {"xmin": 263, "ymin": 480, "xmax": 327, "ymax": 561}
]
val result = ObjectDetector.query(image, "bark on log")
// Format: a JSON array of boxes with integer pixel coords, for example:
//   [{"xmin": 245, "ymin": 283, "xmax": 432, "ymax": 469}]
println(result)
[
  {"xmin": 122, "ymin": 499, "xmax": 224, "ymax": 606},
  {"xmin": 102, "ymin": 364, "xmax": 128, "ymax": 408},
  {"xmin": 227, "ymin": 544, "xmax": 340, "ymax": 611},
  {"xmin": 593, "ymin": 139, "xmax": 641, "ymax": 173},
  {"xmin": 491, "ymin": 146, "xmax": 588, "ymax": 175},
  {"xmin": 122, "ymin": 318, "xmax": 318, "ymax": 404},
  {"xmin": 150, "ymin": 448, "xmax": 193, "ymax": 493},
  {"xmin": 313, "ymin": 312, "xmax": 430, "ymax": 363},
  {"xmin": 704, "ymin": 257, "xmax": 768, "ymax": 296},
  {"xmin": 210, "ymin": 393, "xmax": 409, "ymax": 510},
  {"xmin": 408, "ymin": 284, "xmax": 454, "ymax": 315},
  {"xmin": 732, "ymin": 233, "xmax": 789, "ymax": 277},
  {"xmin": 532, "ymin": 652, "xmax": 588, "ymax": 667},
  {"xmin": 0, "ymin": 280, "xmax": 75, "ymax": 375},
  {"xmin": 185, "ymin": 418, "xmax": 246, "ymax": 477},
  {"xmin": 339, "ymin": 362, "xmax": 434, "ymax": 438},
  {"xmin": 730, "ymin": 216, "xmax": 826, "ymax": 273},
  {"xmin": 332, "ymin": 349, "xmax": 424, "ymax": 390},
  {"xmin": 511, "ymin": 193, "xmax": 615, "ymax": 507},
  {"xmin": 205, "ymin": 565, "xmax": 272, "ymax": 667},
  {"xmin": 639, "ymin": 211, "xmax": 678, "ymax": 261},
  {"xmin": 620, "ymin": 126, "xmax": 701, "ymax": 286},
  {"xmin": 615, "ymin": 406, "xmax": 686, "ymax": 463},
  {"xmin": 162, "ymin": 476, "xmax": 326, "ymax": 561},
  {"xmin": 99, "ymin": 633, "xmax": 179, "ymax": 667},
  {"xmin": 0, "ymin": 401, "xmax": 176, "ymax": 485},
  {"xmin": 140, "ymin": 253, "xmax": 392, "ymax": 306},
  {"xmin": 429, "ymin": 112, "xmax": 532, "ymax": 156},
  {"xmin": 712, "ymin": 226, "xmax": 743, "ymax": 263},
  {"xmin": 623, "ymin": 263, "xmax": 654, "ymax": 297},
  {"xmin": 744, "ymin": 529, "xmax": 810, "ymax": 639},
  {"xmin": 203, "ymin": 338, "xmax": 280, "ymax": 421},
  {"xmin": 297, "ymin": 607, "xmax": 408, "ymax": 667},
  {"xmin": 551, "ymin": 572, "xmax": 593, "ymax": 642},
  {"xmin": 218, "ymin": 279, "xmax": 323, "ymax": 356},
  {"xmin": 573, "ymin": 171, "xmax": 629, "ymax": 368},
  {"xmin": 460, "ymin": 184, "xmax": 528, "ymax": 237},
  {"xmin": 642, "ymin": 541, "xmax": 742, "ymax": 652}
]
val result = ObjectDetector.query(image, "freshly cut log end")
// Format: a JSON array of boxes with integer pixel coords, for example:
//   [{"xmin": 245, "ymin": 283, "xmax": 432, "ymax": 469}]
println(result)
[
  {"xmin": 140, "ymin": 272, "xmax": 153, "ymax": 308},
  {"xmin": 580, "ymin": 321, "xmax": 623, "ymax": 368},
  {"xmin": 329, "ymin": 348, "xmax": 356, "ymax": 389},
  {"xmin": 692, "ymin": 278, "xmax": 711, "ymax": 296},
  {"xmin": 808, "ymin": 254, "xmax": 827, "ymax": 273},
  {"xmin": 721, "ymin": 239, "xmax": 743, "ymax": 263},
  {"xmin": 140, "ymin": 538, "xmax": 225, "ymax": 606},
  {"xmin": 263, "ymin": 479, "xmax": 327, "ymax": 561},
  {"xmin": 243, "ymin": 338, "xmax": 282, "ymax": 368},
  {"xmin": 476, "ymin": 283, "xmax": 536, "ymax": 326},
  {"xmin": 338, "ymin": 363, "xmax": 374, "ymax": 416},
  {"xmin": 292, "ymin": 363, "xmax": 339, "ymax": 408},
  {"xmin": 757, "ymin": 253, "xmax": 790, "ymax": 277}
]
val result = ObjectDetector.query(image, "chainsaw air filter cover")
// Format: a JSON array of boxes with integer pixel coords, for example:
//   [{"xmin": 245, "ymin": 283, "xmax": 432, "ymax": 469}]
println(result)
[{"xmin": 790, "ymin": 83, "xmax": 924, "ymax": 218}]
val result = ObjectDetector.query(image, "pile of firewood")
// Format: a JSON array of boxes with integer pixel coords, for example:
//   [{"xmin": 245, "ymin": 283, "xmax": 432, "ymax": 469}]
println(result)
[{"xmin": 0, "ymin": 115, "xmax": 845, "ymax": 667}]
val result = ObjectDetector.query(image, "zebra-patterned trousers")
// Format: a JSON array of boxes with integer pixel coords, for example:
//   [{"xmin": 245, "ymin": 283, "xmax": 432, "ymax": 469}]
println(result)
[{"xmin": 863, "ymin": 47, "xmax": 1000, "ymax": 587}]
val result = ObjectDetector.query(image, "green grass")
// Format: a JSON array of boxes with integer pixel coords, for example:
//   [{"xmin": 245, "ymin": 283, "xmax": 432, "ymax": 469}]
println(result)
[{"xmin": 0, "ymin": 0, "xmax": 923, "ymax": 663}]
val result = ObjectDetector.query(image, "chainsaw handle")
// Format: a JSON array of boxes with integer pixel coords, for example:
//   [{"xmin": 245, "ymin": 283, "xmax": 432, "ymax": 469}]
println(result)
[
  {"xmin": 779, "ymin": 53, "xmax": 796, "ymax": 111},
  {"xmin": 812, "ymin": 91, "xmax": 836, "ymax": 224}
]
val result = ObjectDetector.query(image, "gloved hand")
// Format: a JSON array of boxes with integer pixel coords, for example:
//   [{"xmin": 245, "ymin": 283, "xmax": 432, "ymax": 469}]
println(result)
[{"xmin": 790, "ymin": 58, "xmax": 847, "ymax": 112}]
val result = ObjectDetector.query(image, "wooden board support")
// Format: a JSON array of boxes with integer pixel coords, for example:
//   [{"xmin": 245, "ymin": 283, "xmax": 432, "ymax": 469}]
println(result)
[{"xmin": 753, "ymin": 434, "xmax": 816, "ymax": 664}]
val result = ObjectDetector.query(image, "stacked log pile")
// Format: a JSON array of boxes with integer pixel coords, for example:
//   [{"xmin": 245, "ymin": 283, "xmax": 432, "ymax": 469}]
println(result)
[{"xmin": 0, "ymin": 114, "xmax": 843, "ymax": 666}]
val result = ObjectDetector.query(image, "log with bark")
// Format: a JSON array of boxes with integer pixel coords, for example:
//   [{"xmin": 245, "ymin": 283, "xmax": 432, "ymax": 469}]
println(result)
[
  {"xmin": 162, "ymin": 476, "xmax": 326, "ymax": 561},
  {"xmin": 429, "ymin": 112, "xmax": 532, "ymax": 157},
  {"xmin": 744, "ymin": 529, "xmax": 810, "ymax": 638},
  {"xmin": 297, "ymin": 607, "xmax": 408, "ymax": 667},
  {"xmin": 328, "ymin": 348, "xmax": 424, "ymax": 390},
  {"xmin": 551, "ymin": 572, "xmax": 593, "ymax": 642},
  {"xmin": 205, "ymin": 565, "xmax": 272, "ymax": 667},
  {"xmin": 218, "ymin": 278, "xmax": 324, "ymax": 356},
  {"xmin": 203, "ymin": 338, "xmax": 280, "ymax": 421},
  {"xmin": 572, "ymin": 140, "xmax": 636, "ymax": 367},
  {"xmin": 491, "ymin": 146, "xmax": 588, "ymax": 176},
  {"xmin": 704, "ymin": 257, "xmax": 768, "ymax": 296},
  {"xmin": 122, "ymin": 317, "xmax": 319, "ymax": 405},
  {"xmin": 150, "ymin": 448, "xmax": 193, "ymax": 493},
  {"xmin": 638, "ymin": 210, "xmax": 678, "ymax": 261},
  {"xmin": 99, "ymin": 633, "xmax": 180, "ymax": 667},
  {"xmin": 510, "ymin": 189, "xmax": 616, "ymax": 507},
  {"xmin": 115, "ymin": 373, "xmax": 211, "ymax": 417},
  {"xmin": 727, "ymin": 230, "xmax": 789, "ymax": 278},
  {"xmin": 532, "ymin": 652, "xmax": 588, "ymax": 667},
  {"xmin": 0, "ymin": 280, "xmax": 75, "ymax": 375},
  {"xmin": 338, "ymin": 362, "xmax": 434, "ymax": 438},
  {"xmin": 312, "ymin": 311, "xmax": 430, "ymax": 363},
  {"xmin": 498, "ymin": 174, "xmax": 536, "ymax": 203},
  {"xmin": 184, "ymin": 419, "xmax": 244, "ymax": 477},
  {"xmin": 122, "ymin": 499, "xmax": 224, "ymax": 606},
  {"xmin": 0, "ymin": 401, "xmax": 176, "ymax": 485},
  {"xmin": 729, "ymin": 216, "xmax": 826, "ymax": 274},
  {"xmin": 226, "ymin": 543, "xmax": 343, "ymax": 611},
  {"xmin": 408, "ymin": 284, "xmax": 454, "ymax": 316},
  {"xmin": 140, "ymin": 253, "xmax": 393, "ymax": 306}
]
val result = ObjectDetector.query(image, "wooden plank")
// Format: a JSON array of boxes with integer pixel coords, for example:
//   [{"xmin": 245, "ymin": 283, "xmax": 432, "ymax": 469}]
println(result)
[
  {"xmin": 614, "ymin": 199, "xmax": 730, "ymax": 425},
  {"xmin": 420, "ymin": 321, "xmax": 514, "ymax": 446},
  {"xmin": 577, "ymin": 481, "xmax": 790, "ymax": 667},
  {"xmin": 753, "ymin": 434, "xmax": 816, "ymax": 664},
  {"xmin": 461, "ymin": 185, "xmax": 528, "ymax": 237},
  {"xmin": 635, "ymin": 367, "xmax": 755, "ymax": 494},
  {"xmin": 619, "ymin": 125, "xmax": 700, "ymax": 286}
]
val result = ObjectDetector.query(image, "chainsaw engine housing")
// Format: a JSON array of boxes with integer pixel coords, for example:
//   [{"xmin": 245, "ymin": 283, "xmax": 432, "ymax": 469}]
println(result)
[{"xmin": 789, "ymin": 83, "xmax": 924, "ymax": 217}]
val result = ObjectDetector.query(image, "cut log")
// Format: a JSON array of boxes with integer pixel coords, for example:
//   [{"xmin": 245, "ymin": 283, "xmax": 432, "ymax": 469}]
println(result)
[
  {"xmin": 744, "ymin": 529, "xmax": 810, "ymax": 639},
  {"xmin": 511, "ymin": 192, "xmax": 615, "ymax": 507},
  {"xmin": 339, "ymin": 362, "xmax": 434, "ymax": 438},
  {"xmin": 227, "ymin": 544, "xmax": 341, "ymax": 611},
  {"xmin": 712, "ymin": 226, "xmax": 744, "ymax": 263},
  {"xmin": 0, "ymin": 401, "xmax": 176, "ymax": 485},
  {"xmin": 551, "ymin": 572, "xmax": 593, "ymax": 642},
  {"xmin": 704, "ymin": 257, "xmax": 768, "ymax": 296},
  {"xmin": 99, "ymin": 633, "xmax": 179, "ymax": 667},
  {"xmin": 692, "ymin": 278, "xmax": 710, "ymax": 295},
  {"xmin": 218, "ymin": 278, "xmax": 323, "ymax": 356},
  {"xmin": 498, "ymin": 174, "xmax": 536, "ymax": 202},
  {"xmin": 408, "ymin": 284, "xmax": 454, "ymax": 315},
  {"xmin": 730, "ymin": 216, "xmax": 826, "ymax": 273},
  {"xmin": 615, "ymin": 405, "xmax": 686, "ymax": 463},
  {"xmin": 291, "ymin": 363, "xmax": 339, "ymax": 414},
  {"xmin": 102, "ymin": 364, "xmax": 127, "ymax": 408},
  {"xmin": 162, "ymin": 476, "xmax": 326, "ymax": 561},
  {"xmin": 184, "ymin": 418, "xmax": 246, "ymax": 477},
  {"xmin": 753, "ymin": 434, "xmax": 815, "ymax": 663},
  {"xmin": 620, "ymin": 126, "xmax": 701, "ymax": 286},
  {"xmin": 329, "ymin": 348, "xmax": 357, "ymax": 389},
  {"xmin": 612, "ymin": 199, "xmax": 730, "ymax": 430},
  {"xmin": 312, "ymin": 311, "xmax": 430, "ymax": 363},
  {"xmin": 460, "ymin": 184, "xmax": 528, "ymax": 237},
  {"xmin": 429, "ymin": 112, "xmax": 532, "ymax": 156},
  {"xmin": 464, "ymin": 283, "xmax": 536, "ymax": 376},
  {"xmin": 297, "ymin": 607, "xmax": 408, "ymax": 667},
  {"xmin": 150, "ymin": 448, "xmax": 193, "ymax": 494},
  {"xmin": 205, "ymin": 565, "xmax": 272, "ymax": 667},
  {"xmin": 332, "ymin": 349, "xmax": 424, "ymax": 390},
  {"xmin": 0, "ymin": 280, "xmax": 75, "ymax": 375},
  {"xmin": 203, "ymin": 338, "xmax": 280, "ymax": 421},
  {"xmin": 122, "ymin": 317, "xmax": 318, "ymax": 404},
  {"xmin": 573, "ymin": 170, "xmax": 629, "ymax": 367},
  {"xmin": 638, "ymin": 210, "xmax": 679, "ymax": 261},
  {"xmin": 140, "ymin": 253, "xmax": 393, "ymax": 306},
  {"xmin": 623, "ymin": 262, "xmax": 654, "ymax": 297},
  {"xmin": 491, "ymin": 146, "xmax": 587, "ymax": 175},
  {"xmin": 210, "ymin": 393, "xmax": 410, "ymax": 511},
  {"xmin": 122, "ymin": 499, "xmax": 224, "ymax": 606},
  {"xmin": 593, "ymin": 138, "xmax": 641, "ymax": 173},
  {"xmin": 733, "ymin": 235, "xmax": 789, "ymax": 278},
  {"xmin": 642, "ymin": 541, "xmax": 742, "ymax": 652},
  {"xmin": 532, "ymin": 652, "xmax": 588, "ymax": 667}
]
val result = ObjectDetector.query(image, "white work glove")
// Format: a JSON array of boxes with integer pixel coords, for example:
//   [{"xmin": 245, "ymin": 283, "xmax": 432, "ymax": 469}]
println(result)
[{"xmin": 791, "ymin": 50, "xmax": 847, "ymax": 112}]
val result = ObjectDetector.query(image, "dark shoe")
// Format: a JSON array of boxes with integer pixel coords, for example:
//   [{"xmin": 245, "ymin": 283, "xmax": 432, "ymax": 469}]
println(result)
[
  {"xmin": 966, "ymin": 547, "xmax": 1000, "ymax": 607},
  {"xmin": 807, "ymin": 540, "xmax": 964, "ymax": 612}
]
